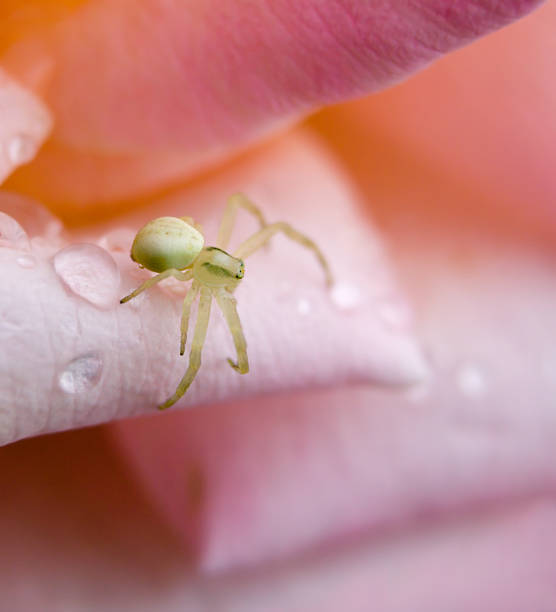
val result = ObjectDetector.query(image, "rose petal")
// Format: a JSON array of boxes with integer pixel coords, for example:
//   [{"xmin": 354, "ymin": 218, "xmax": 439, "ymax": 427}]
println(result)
[
  {"xmin": 318, "ymin": 1, "xmax": 556, "ymax": 228},
  {"xmin": 0, "ymin": 131, "xmax": 425, "ymax": 445},
  {"xmin": 2, "ymin": 0, "xmax": 544, "ymax": 208},
  {"xmin": 1, "ymin": 425, "xmax": 555, "ymax": 610},
  {"xmin": 197, "ymin": 499, "xmax": 556, "ymax": 612},
  {"xmin": 111, "ymin": 157, "xmax": 556, "ymax": 570}
]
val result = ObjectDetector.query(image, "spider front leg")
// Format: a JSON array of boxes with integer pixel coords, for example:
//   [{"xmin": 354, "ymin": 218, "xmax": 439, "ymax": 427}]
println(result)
[
  {"xmin": 120, "ymin": 268, "xmax": 192, "ymax": 304},
  {"xmin": 217, "ymin": 193, "xmax": 268, "ymax": 251},
  {"xmin": 214, "ymin": 288, "xmax": 249, "ymax": 374},
  {"xmin": 234, "ymin": 222, "xmax": 333, "ymax": 287},
  {"xmin": 158, "ymin": 286, "xmax": 212, "ymax": 410},
  {"xmin": 180, "ymin": 281, "xmax": 200, "ymax": 355}
]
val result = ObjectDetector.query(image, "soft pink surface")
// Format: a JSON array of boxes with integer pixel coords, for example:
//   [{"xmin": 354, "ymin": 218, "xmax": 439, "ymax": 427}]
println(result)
[
  {"xmin": 0, "ymin": 0, "xmax": 554, "ymax": 610},
  {"xmin": 340, "ymin": 1, "xmax": 556, "ymax": 228},
  {"xmin": 2, "ymin": 427, "xmax": 555, "ymax": 611},
  {"xmin": 113, "ymin": 146, "xmax": 556, "ymax": 570},
  {"xmin": 9, "ymin": 0, "xmax": 544, "ymax": 150},
  {"xmin": 2, "ymin": 0, "xmax": 544, "ymax": 208},
  {"xmin": 0, "ymin": 133, "xmax": 427, "ymax": 445},
  {"xmin": 2, "ymin": 137, "xmax": 556, "ymax": 606}
]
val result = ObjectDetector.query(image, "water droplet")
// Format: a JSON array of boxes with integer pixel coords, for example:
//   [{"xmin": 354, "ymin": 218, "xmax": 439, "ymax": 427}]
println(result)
[
  {"xmin": 58, "ymin": 353, "xmax": 103, "ymax": 394},
  {"xmin": 7, "ymin": 134, "xmax": 35, "ymax": 165},
  {"xmin": 456, "ymin": 363, "xmax": 487, "ymax": 398},
  {"xmin": 16, "ymin": 254, "xmax": 36, "ymax": 268},
  {"xmin": 0, "ymin": 192, "xmax": 62, "ymax": 240},
  {"xmin": 0, "ymin": 212, "xmax": 30, "ymax": 250},
  {"xmin": 375, "ymin": 298, "xmax": 413, "ymax": 331},
  {"xmin": 330, "ymin": 282, "xmax": 361, "ymax": 311},
  {"xmin": 53, "ymin": 243, "xmax": 121, "ymax": 308},
  {"xmin": 97, "ymin": 228, "xmax": 136, "ymax": 253},
  {"xmin": 297, "ymin": 297, "xmax": 312, "ymax": 316}
]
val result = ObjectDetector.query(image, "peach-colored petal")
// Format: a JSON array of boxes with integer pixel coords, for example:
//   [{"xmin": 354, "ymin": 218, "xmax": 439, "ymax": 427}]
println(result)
[
  {"xmin": 5, "ymin": 143, "xmax": 203, "ymax": 224},
  {"xmin": 2, "ymin": 0, "xmax": 545, "ymax": 209},
  {"xmin": 325, "ymin": 1, "xmax": 556, "ymax": 227},
  {"xmin": 0, "ymin": 131, "xmax": 426, "ymax": 445}
]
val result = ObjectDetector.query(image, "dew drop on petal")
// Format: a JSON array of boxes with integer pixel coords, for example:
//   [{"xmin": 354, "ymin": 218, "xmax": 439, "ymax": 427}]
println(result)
[
  {"xmin": 0, "ymin": 212, "xmax": 30, "ymax": 250},
  {"xmin": 297, "ymin": 297, "xmax": 312, "ymax": 316},
  {"xmin": 456, "ymin": 363, "xmax": 487, "ymax": 399},
  {"xmin": 330, "ymin": 281, "xmax": 361, "ymax": 311},
  {"xmin": 53, "ymin": 243, "xmax": 121, "ymax": 308},
  {"xmin": 16, "ymin": 254, "xmax": 36, "ymax": 268},
  {"xmin": 7, "ymin": 134, "xmax": 36, "ymax": 165},
  {"xmin": 58, "ymin": 353, "xmax": 103, "ymax": 394},
  {"xmin": 0, "ymin": 192, "xmax": 63, "ymax": 240}
]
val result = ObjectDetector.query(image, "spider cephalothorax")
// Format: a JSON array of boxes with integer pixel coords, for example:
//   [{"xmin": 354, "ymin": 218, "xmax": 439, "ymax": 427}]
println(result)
[{"xmin": 120, "ymin": 193, "xmax": 332, "ymax": 410}]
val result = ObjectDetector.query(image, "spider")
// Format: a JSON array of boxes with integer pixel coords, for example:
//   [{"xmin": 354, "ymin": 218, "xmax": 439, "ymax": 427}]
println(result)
[{"xmin": 120, "ymin": 193, "xmax": 333, "ymax": 410}]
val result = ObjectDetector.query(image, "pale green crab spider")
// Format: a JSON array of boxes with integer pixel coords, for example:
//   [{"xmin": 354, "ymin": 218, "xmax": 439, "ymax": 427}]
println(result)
[{"xmin": 120, "ymin": 193, "xmax": 333, "ymax": 410}]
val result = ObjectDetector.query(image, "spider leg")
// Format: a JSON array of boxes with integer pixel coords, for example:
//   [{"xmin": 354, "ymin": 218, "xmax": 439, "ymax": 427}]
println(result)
[
  {"xmin": 214, "ymin": 288, "xmax": 249, "ymax": 374},
  {"xmin": 158, "ymin": 286, "xmax": 212, "ymax": 410},
  {"xmin": 120, "ymin": 269, "xmax": 192, "ymax": 304},
  {"xmin": 233, "ymin": 222, "xmax": 333, "ymax": 287},
  {"xmin": 217, "ymin": 193, "xmax": 268, "ymax": 251},
  {"xmin": 180, "ymin": 281, "xmax": 200, "ymax": 355}
]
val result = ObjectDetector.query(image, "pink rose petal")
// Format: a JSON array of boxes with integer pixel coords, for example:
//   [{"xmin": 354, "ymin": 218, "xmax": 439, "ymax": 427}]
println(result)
[
  {"xmin": 112, "ymin": 167, "xmax": 556, "ymax": 571},
  {"xmin": 0, "ymin": 132, "xmax": 425, "ymax": 445},
  {"xmin": 332, "ymin": 1, "xmax": 556, "ymax": 227},
  {"xmin": 1, "ymin": 426, "xmax": 555, "ymax": 610},
  {"xmin": 2, "ymin": 0, "xmax": 544, "ymax": 206}
]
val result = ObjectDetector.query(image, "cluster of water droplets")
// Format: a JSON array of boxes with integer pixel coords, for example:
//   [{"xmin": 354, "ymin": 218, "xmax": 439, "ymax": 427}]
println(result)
[
  {"xmin": 0, "ymin": 194, "xmax": 128, "ymax": 308},
  {"xmin": 403, "ymin": 353, "xmax": 489, "ymax": 405},
  {"xmin": 292, "ymin": 281, "xmax": 363, "ymax": 318},
  {"xmin": 0, "ymin": 202, "xmax": 116, "ymax": 404},
  {"xmin": 0, "ymin": 193, "xmax": 65, "ymax": 268},
  {"xmin": 1, "ymin": 202, "xmax": 490, "ymax": 408}
]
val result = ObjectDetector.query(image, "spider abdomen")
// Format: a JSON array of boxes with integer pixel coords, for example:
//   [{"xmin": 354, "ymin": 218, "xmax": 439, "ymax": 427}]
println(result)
[{"xmin": 131, "ymin": 217, "xmax": 204, "ymax": 273}]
